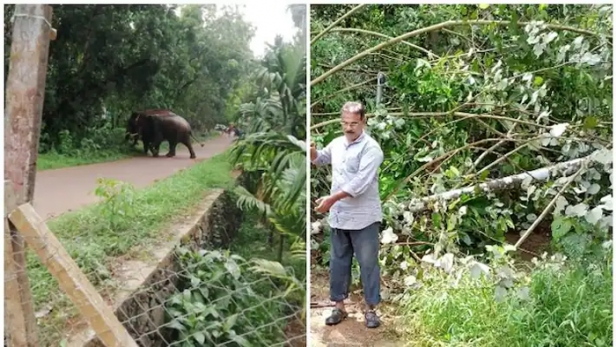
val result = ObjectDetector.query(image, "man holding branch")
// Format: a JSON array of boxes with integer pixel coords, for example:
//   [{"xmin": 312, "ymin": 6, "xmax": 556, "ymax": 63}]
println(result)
[{"xmin": 311, "ymin": 101, "xmax": 384, "ymax": 329}]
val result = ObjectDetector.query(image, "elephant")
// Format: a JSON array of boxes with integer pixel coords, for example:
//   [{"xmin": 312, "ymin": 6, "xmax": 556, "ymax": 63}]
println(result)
[{"xmin": 126, "ymin": 109, "xmax": 204, "ymax": 159}]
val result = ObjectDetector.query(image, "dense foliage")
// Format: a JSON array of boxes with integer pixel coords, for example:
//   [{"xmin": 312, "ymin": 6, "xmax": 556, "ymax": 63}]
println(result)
[
  {"xmin": 310, "ymin": 4, "xmax": 612, "ymax": 345},
  {"xmin": 229, "ymin": 3, "xmax": 306, "ymax": 268},
  {"xmin": 4, "ymin": 4, "xmax": 255, "ymax": 155},
  {"xmin": 228, "ymin": 3, "xmax": 307, "ymax": 344},
  {"xmin": 165, "ymin": 249, "xmax": 291, "ymax": 346}
]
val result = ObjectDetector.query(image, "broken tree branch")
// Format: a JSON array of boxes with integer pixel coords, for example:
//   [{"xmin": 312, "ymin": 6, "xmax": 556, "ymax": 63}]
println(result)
[
  {"xmin": 329, "ymin": 27, "xmax": 439, "ymax": 58},
  {"xmin": 310, "ymin": 111, "xmax": 550, "ymax": 130},
  {"xmin": 404, "ymin": 156, "xmax": 588, "ymax": 213},
  {"xmin": 385, "ymin": 136, "xmax": 545, "ymax": 201},
  {"xmin": 310, "ymin": 4, "xmax": 366, "ymax": 45},
  {"xmin": 311, "ymin": 19, "xmax": 610, "ymax": 86},
  {"xmin": 514, "ymin": 160, "xmax": 587, "ymax": 248}
]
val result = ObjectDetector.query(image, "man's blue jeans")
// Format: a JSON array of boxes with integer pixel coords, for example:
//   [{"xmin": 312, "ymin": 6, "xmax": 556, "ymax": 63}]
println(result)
[{"xmin": 329, "ymin": 222, "xmax": 381, "ymax": 306}]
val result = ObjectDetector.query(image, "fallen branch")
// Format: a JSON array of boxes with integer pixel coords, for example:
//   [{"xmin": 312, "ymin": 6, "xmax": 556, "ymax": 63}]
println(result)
[
  {"xmin": 404, "ymin": 156, "xmax": 588, "ymax": 213},
  {"xmin": 310, "ymin": 4, "xmax": 366, "ymax": 45},
  {"xmin": 472, "ymin": 117, "xmax": 520, "ymax": 169},
  {"xmin": 329, "ymin": 27, "xmax": 439, "ymax": 58},
  {"xmin": 473, "ymin": 141, "xmax": 528, "ymax": 177},
  {"xmin": 311, "ymin": 19, "xmax": 610, "ymax": 86},
  {"xmin": 311, "ymin": 301, "xmax": 336, "ymax": 308},
  {"xmin": 514, "ymin": 160, "xmax": 587, "ymax": 248},
  {"xmin": 310, "ymin": 111, "xmax": 550, "ymax": 130},
  {"xmin": 385, "ymin": 136, "xmax": 544, "ymax": 201}
]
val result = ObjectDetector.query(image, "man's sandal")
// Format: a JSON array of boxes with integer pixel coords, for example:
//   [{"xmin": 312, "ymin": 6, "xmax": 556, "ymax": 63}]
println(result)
[
  {"xmin": 325, "ymin": 308, "xmax": 348, "ymax": 326},
  {"xmin": 365, "ymin": 310, "xmax": 381, "ymax": 328}
]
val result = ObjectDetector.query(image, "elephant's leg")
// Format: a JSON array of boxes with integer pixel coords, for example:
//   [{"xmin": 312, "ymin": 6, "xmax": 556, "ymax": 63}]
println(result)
[
  {"xmin": 166, "ymin": 140, "xmax": 178, "ymax": 157},
  {"xmin": 181, "ymin": 138, "xmax": 196, "ymax": 159},
  {"xmin": 149, "ymin": 141, "xmax": 159, "ymax": 157},
  {"xmin": 143, "ymin": 140, "xmax": 150, "ymax": 155}
]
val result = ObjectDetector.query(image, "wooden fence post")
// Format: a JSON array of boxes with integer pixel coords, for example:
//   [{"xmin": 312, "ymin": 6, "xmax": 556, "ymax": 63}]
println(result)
[
  {"xmin": 4, "ymin": 182, "xmax": 29, "ymax": 346},
  {"xmin": 4, "ymin": 4, "xmax": 54, "ymax": 346},
  {"xmin": 9, "ymin": 204, "xmax": 140, "ymax": 347}
]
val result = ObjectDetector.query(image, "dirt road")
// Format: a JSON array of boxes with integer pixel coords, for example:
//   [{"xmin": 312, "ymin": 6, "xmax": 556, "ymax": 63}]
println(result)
[
  {"xmin": 310, "ymin": 270, "xmax": 403, "ymax": 346},
  {"xmin": 32, "ymin": 135, "xmax": 234, "ymax": 220}
]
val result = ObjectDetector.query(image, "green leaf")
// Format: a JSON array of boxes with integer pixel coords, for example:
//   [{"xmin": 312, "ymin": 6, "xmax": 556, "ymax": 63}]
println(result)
[
  {"xmin": 225, "ymin": 313, "xmax": 239, "ymax": 330},
  {"xmin": 232, "ymin": 334, "xmax": 253, "ymax": 347},
  {"xmin": 224, "ymin": 259, "xmax": 242, "ymax": 280},
  {"xmin": 551, "ymin": 217, "xmax": 572, "ymax": 240},
  {"xmin": 479, "ymin": 170, "xmax": 490, "ymax": 181},
  {"xmin": 166, "ymin": 319, "xmax": 186, "ymax": 331},
  {"xmin": 583, "ymin": 116, "xmax": 599, "ymax": 129},
  {"xmin": 250, "ymin": 258, "xmax": 288, "ymax": 277},
  {"xmin": 193, "ymin": 331, "xmax": 206, "ymax": 345},
  {"xmin": 431, "ymin": 213, "xmax": 442, "ymax": 229},
  {"xmin": 479, "ymin": 4, "xmax": 490, "ymax": 10},
  {"xmin": 533, "ymin": 76, "xmax": 543, "ymax": 86}
]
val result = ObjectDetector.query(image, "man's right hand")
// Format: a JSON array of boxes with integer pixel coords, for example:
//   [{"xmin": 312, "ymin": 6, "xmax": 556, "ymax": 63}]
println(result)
[{"xmin": 310, "ymin": 142, "xmax": 318, "ymax": 161}]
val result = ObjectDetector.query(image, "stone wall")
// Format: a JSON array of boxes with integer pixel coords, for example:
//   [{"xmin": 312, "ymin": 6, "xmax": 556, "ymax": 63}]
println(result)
[{"xmin": 78, "ymin": 188, "xmax": 243, "ymax": 347}]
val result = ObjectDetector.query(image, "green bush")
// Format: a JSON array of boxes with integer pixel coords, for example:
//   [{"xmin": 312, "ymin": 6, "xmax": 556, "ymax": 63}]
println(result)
[{"xmin": 165, "ymin": 249, "xmax": 289, "ymax": 347}]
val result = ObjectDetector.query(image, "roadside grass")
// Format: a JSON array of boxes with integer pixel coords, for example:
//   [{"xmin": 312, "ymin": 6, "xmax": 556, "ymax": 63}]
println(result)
[
  {"xmin": 26, "ymin": 151, "xmax": 235, "ymax": 345},
  {"xmin": 399, "ymin": 259, "xmax": 612, "ymax": 347},
  {"xmin": 37, "ymin": 132, "xmax": 216, "ymax": 171},
  {"xmin": 37, "ymin": 150, "xmax": 135, "ymax": 170}
]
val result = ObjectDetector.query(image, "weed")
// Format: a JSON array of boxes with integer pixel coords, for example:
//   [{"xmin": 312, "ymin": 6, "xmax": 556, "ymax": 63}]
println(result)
[{"xmin": 399, "ymin": 259, "xmax": 612, "ymax": 346}]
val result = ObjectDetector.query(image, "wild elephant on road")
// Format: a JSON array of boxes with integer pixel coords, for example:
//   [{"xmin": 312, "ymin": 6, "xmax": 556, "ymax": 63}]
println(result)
[{"xmin": 126, "ymin": 109, "xmax": 204, "ymax": 159}]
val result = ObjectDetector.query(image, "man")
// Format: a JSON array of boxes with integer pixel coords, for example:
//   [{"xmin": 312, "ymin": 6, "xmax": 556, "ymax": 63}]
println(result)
[
  {"xmin": 226, "ymin": 123, "xmax": 236, "ymax": 138},
  {"xmin": 311, "ymin": 101, "xmax": 384, "ymax": 329}
]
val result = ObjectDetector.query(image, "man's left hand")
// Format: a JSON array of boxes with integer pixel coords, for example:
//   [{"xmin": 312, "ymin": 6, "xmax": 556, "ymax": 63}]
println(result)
[{"xmin": 315, "ymin": 196, "xmax": 335, "ymax": 213}]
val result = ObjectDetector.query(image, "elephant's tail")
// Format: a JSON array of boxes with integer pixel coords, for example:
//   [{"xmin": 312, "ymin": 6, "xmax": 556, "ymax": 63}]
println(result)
[{"xmin": 190, "ymin": 132, "xmax": 205, "ymax": 147}]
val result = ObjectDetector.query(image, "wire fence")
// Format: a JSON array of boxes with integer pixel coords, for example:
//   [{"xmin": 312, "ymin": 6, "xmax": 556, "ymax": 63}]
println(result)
[
  {"xmin": 121, "ymin": 248, "xmax": 306, "ymax": 347},
  {"xmin": 5, "ymin": 186, "xmax": 306, "ymax": 347}
]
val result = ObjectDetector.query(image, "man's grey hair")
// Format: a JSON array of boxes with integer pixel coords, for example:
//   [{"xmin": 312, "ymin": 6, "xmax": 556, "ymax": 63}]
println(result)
[{"xmin": 341, "ymin": 101, "xmax": 366, "ymax": 120}]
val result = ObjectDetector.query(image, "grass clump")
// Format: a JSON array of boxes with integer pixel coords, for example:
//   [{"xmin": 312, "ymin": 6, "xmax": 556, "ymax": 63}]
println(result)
[{"xmin": 400, "ymin": 258, "xmax": 612, "ymax": 347}]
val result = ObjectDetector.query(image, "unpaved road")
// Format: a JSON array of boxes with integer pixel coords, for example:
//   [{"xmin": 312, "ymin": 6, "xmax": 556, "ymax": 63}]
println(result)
[
  {"xmin": 32, "ymin": 135, "xmax": 234, "ymax": 220},
  {"xmin": 310, "ymin": 270, "xmax": 404, "ymax": 347}
]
